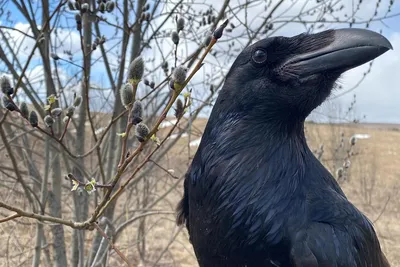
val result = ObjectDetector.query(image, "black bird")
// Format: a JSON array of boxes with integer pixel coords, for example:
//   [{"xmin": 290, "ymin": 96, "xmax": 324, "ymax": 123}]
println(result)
[{"xmin": 177, "ymin": 28, "xmax": 392, "ymax": 267}]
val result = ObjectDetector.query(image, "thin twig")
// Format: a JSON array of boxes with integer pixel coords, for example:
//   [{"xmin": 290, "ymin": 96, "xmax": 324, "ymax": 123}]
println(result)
[
  {"xmin": 65, "ymin": 173, "xmax": 113, "ymax": 189},
  {"xmin": 0, "ymin": 200, "xmax": 89, "ymax": 229},
  {"xmin": 96, "ymin": 103, "xmax": 187, "ymax": 219},
  {"xmin": 59, "ymin": 117, "xmax": 71, "ymax": 142},
  {"xmin": 373, "ymin": 196, "xmax": 391, "ymax": 224},
  {"xmin": 0, "ymin": 213, "xmax": 21, "ymax": 223},
  {"xmin": 93, "ymin": 223, "xmax": 133, "ymax": 267},
  {"xmin": 149, "ymin": 160, "xmax": 179, "ymax": 179}
]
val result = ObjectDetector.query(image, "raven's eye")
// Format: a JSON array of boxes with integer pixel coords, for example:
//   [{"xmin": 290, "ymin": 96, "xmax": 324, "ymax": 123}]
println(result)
[{"xmin": 252, "ymin": 49, "xmax": 267, "ymax": 64}]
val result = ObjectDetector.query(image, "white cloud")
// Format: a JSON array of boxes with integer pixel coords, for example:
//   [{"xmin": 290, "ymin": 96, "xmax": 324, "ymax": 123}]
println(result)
[
  {"xmin": 1, "ymin": 1, "xmax": 398, "ymax": 123},
  {"xmin": 2, "ymin": 22, "xmax": 83, "ymax": 61}
]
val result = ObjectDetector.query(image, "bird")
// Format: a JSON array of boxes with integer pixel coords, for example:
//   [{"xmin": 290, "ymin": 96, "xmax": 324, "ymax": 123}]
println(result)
[{"xmin": 176, "ymin": 28, "xmax": 392, "ymax": 267}]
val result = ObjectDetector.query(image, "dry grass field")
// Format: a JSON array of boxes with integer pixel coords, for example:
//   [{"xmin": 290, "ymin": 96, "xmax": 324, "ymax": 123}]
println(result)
[{"xmin": 0, "ymin": 118, "xmax": 399, "ymax": 266}]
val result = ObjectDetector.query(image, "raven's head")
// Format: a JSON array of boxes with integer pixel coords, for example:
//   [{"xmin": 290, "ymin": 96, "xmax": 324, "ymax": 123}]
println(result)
[{"xmin": 218, "ymin": 29, "xmax": 392, "ymax": 124}]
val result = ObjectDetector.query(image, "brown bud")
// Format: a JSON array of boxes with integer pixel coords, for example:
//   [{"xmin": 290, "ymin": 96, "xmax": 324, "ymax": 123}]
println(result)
[
  {"xmin": 2, "ymin": 96, "xmax": 17, "ymax": 111},
  {"xmin": 99, "ymin": 2, "xmax": 106, "ymax": 13},
  {"xmin": 29, "ymin": 111, "xmax": 38, "ymax": 127},
  {"xmin": 172, "ymin": 65, "xmax": 187, "ymax": 85},
  {"xmin": 174, "ymin": 99, "xmax": 184, "ymax": 118},
  {"xmin": 51, "ymin": 107, "xmax": 63, "ymax": 117},
  {"xmin": 106, "ymin": 1, "xmax": 115, "ymax": 12},
  {"xmin": 20, "ymin": 102, "xmax": 29, "ymax": 119},
  {"xmin": 130, "ymin": 100, "xmax": 143, "ymax": 125},
  {"xmin": 135, "ymin": 123, "xmax": 149, "ymax": 142},
  {"xmin": 0, "ymin": 76, "xmax": 13, "ymax": 95},
  {"xmin": 44, "ymin": 115, "xmax": 55, "ymax": 127},
  {"xmin": 213, "ymin": 19, "xmax": 228, "ymax": 40},
  {"xmin": 177, "ymin": 17, "xmax": 185, "ymax": 31},
  {"xmin": 66, "ymin": 106, "xmax": 75, "ymax": 117},
  {"xmin": 171, "ymin": 31, "xmax": 179, "ymax": 45},
  {"xmin": 127, "ymin": 56, "xmax": 144, "ymax": 83}
]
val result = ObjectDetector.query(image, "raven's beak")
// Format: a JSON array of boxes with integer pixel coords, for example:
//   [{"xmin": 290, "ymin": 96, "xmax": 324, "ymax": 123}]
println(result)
[{"xmin": 287, "ymin": 28, "xmax": 393, "ymax": 78}]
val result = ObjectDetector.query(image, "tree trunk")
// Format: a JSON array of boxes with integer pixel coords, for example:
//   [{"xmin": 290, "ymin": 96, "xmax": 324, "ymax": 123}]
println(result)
[
  {"xmin": 72, "ymin": 0, "xmax": 91, "ymax": 266},
  {"xmin": 39, "ymin": 0, "xmax": 68, "ymax": 265}
]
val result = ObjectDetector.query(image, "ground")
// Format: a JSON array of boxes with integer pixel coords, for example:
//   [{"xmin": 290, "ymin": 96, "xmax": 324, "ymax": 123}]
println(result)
[{"xmin": 0, "ymin": 120, "xmax": 399, "ymax": 266}]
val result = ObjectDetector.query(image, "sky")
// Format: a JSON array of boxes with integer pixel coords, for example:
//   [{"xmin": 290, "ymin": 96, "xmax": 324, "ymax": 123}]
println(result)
[
  {"xmin": 0, "ymin": 0, "xmax": 399, "ymax": 123},
  {"xmin": 322, "ymin": 26, "xmax": 400, "ymax": 123}
]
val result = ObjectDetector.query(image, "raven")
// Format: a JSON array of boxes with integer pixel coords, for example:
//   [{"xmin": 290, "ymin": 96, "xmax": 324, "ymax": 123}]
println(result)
[{"xmin": 177, "ymin": 28, "xmax": 392, "ymax": 267}]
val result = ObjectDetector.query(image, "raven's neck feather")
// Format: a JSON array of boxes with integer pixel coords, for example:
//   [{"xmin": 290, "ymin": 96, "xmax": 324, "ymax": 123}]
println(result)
[
  {"xmin": 203, "ymin": 111, "xmax": 309, "ymax": 159},
  {"xmin": 195, "ymin": 112, "xmax": 312, "ymax": 187},
  {"xmin": 193, "ymin": 111, "xmax": 345, "ymax": 200}
]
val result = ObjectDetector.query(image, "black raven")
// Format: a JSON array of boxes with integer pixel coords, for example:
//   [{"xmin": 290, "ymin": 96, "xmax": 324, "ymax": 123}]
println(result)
[{"xmin": 177, "ymin": 28, "xmax": 393, "ymax": 267}]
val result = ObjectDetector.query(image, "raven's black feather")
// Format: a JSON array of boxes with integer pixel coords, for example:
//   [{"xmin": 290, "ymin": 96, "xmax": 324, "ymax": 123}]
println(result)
[{"xmin": 177, "ymin": 28, "xmax": 391, "ymax": 267}]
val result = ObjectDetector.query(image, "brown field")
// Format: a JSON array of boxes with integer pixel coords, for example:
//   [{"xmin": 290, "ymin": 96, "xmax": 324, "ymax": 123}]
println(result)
[{"xmin": 0, "ymin": 118, "xmax": 399, "ymax": 266}]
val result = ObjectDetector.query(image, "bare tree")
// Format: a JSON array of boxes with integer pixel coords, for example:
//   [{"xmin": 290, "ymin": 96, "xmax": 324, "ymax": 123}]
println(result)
[{"xmin": 0, "ymin": 0, "xmax": 397, "ymax": 266}]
